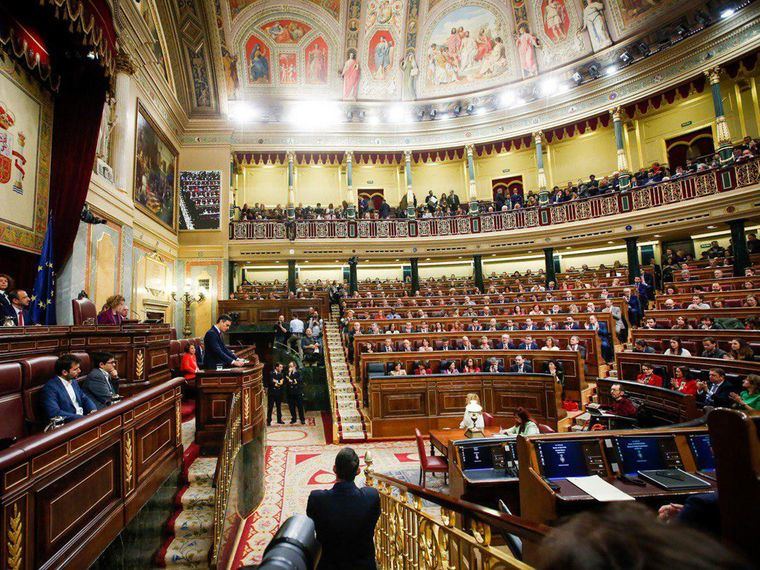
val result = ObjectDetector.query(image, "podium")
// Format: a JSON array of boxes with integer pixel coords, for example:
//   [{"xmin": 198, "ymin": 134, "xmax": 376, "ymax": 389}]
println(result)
[{"xmin": 195, "ymin": 365, "xmax": 264, "ymax": 450}]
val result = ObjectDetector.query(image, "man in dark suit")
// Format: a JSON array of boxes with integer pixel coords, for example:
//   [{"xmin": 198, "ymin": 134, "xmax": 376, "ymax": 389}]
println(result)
[
  {"xmin": 510, "ymin": 355, "xmax": 533, "ymax": 373},
  {"xmin": 203, "ymin": 314, "xmax": 244, "ymax": 369},
  {"xmin": 567, "ymin": 336, "xmax": 587, "ymax": 359},
  {"xmin": 306, "ymin": 447, "xmax": 380, "ymax": 569},
  {"xmin": 3, "ymin": 290, "xmax": 31, "ymax": 326},
  {"xmin": 40, "ymin": 354, "xmax": 97, "ymax": 423},
  {"xmin": 0, "ymin": 273, "xmax": 12, "ymax": 315},
  {"xmin": 80, "ymin": 352, "xmax": 120, "ymax": 410},
  {"xmin": 496, "ymin": 334, "xmax": 514, "ymax": 350},
  {"xmin": 266, "ymin": 362, "xmax": 285, "ymax": 425},
  {"xmin": 696, "ymin": 368, "xmax": 737, "ymax": 408},
  {"xmin": 518, "ymin": 336, "xmax": 539, "ymax": 350}
]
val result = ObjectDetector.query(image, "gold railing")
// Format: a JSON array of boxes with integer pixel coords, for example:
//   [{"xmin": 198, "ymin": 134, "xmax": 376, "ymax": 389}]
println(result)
[
  {"xmin": 211, "ymin": 392, "xmax": 242, "ymax": 566},
  {"xmin": 364, "ymin": 452, "xmax": 547, "ymax": 570}
]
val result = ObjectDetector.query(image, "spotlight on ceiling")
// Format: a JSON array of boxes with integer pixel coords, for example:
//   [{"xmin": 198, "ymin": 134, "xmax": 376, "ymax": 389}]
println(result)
[
  {"xmin": 571, "ymin": 71, "xmax": 583, "ymax": 85},
  {"xmin": 452, "ymin": 105, "xmax": 462, "ymax": 116},
  {"xmin": 695, "ymin": 10, "xmax": 712, "ymax": 27},
  {"xmin": 720, "ymin": 7, "xmax": 736, "ymax": 19},
  {"xmin": 346, "ymin": 110, "xmax": 354, "ymax": 120},
  {"xmin": 605, "ymin": 64, "xmax": 619, "ymax": 76},
  {"xmin": 673, "ymin": 24, "xmax": 689, "ymax": 39},
  {"xmin": 539, "ymin": 77, "xmax": 559, "ymax": 97},
  {"xmin": 387, "ymin": 104, "xmax": 408, "ymax": 123},
  {"xmin": 429, "ymin": 108, "xmax": 438, "ymax": 119},
  {"xmin": 619, "ymin": 51, "xmax": 633, "ymax": 65},
  {"xmin": 417, "ymin": 109, "xmax": 426, "ymax": 120},
  {"xmin": 227, "ymin": 100, "xmax": 258, "ymax": 123},
  {"xmin": 465, "ymin": 103, "xmax": 475, "ymax": 115},
  {"xmin": 358, "ymin": 110, "xmax": 366, "ymax": 120},
  {"xmin": 499, "ymin": 90, "xmax": 515, "ymax": 107},
  {"xmin": 588, "ymin": 63, "xmax": 601, "ymax": 79},
  {"xmin": 637, "ymin": 41, "xmax": 650, "ymax": 56}
]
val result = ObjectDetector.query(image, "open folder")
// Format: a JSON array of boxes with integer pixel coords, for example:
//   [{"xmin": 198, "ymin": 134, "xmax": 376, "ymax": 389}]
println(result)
[{"xmin": 566, "ymin": 475, "xmax": 636, "ymax": 502}]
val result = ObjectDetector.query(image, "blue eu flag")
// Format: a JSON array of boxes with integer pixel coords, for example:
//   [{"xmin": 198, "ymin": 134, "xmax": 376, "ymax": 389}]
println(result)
[{"xmin": 30, "ymin": 215, "xmax": 56, "ymax": 325}]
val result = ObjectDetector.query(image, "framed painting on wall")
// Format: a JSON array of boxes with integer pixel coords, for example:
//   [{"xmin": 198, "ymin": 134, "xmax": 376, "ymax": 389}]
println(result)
[{"xmin": 133, "ymin": 101, "xmax": 177, "ymax": 231}]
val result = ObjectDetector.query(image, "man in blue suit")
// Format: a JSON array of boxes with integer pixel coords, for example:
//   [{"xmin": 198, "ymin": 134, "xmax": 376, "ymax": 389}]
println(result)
[
  {"xmin": 40, "ymin": 354, "xmax": 97, "ymax": 423},
  {"xmin": 3, "ymin": 290, "xmax": 31, "ymax": 326},
  {"xmin": 203, "ymin": 314, "xmax": 245, "ymax": 369},
  {"xmin": 307, "ymin": 447, "xmax": 380, "ymax": 569}
]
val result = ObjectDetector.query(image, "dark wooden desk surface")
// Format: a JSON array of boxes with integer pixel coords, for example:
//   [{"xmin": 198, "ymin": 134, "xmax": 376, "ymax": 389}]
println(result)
[
  {"xmin": 429, "ymin": 427, "xmax": 501, "ymax": 455},
  {"xmin": 550, "ymin": 474, "xmax": 717, "ymax": 502}
]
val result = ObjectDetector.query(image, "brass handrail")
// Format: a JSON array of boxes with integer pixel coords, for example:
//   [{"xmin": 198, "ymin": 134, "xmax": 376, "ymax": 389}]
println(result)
[
  {"xmin": 211, "ymin": 392, "xmax": 242, "ymax": 566},
  {"xmin": 364, "ymin": 452, "xmax": 547, "ymax": 569}
]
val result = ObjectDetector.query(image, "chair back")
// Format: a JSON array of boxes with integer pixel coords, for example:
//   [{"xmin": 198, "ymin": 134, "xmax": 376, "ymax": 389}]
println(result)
[
  {"xmin": 71, "ymin": 298, "xmax": 97, "ymax": 325},
  {"xmin": 0, "ymin": 363, "xmax": 25, "ymax": 440},
  {"xmin": 538, "ymin": 423, "xmax": 555, "ymax": 434},
  {"xmin": 415, "ymin": 428, "xmax": 428, "ymax": 468},
  {"xmin": 482, "ymin": 412, "xmax": 495, "ymax": 427}
]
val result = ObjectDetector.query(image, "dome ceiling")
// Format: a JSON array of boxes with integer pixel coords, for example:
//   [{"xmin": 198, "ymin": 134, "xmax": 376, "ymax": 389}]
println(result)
[{"xmin": 214, "ymin": 0, "xmax": 697, "ymax": 104}]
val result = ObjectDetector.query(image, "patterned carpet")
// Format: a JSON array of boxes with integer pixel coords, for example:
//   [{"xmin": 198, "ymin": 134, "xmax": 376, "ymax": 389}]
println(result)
[{"xmin": 231, "ymin": 416, "xmax": 440, "ymax": 567}]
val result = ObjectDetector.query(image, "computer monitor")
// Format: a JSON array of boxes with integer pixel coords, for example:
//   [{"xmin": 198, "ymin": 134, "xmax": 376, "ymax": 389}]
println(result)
[
  {"xmin": 688, "ymin": 434, "xmax": 715, "ymax": 472},
  {"xmin": 615, "ymin": 436, "xmax": 669, "ymax": 475},
  {"xmin": 460, "ymin": 444, "xmax": 495, "ymax": 470},
  {"xmin": 537, "ymin": 440, "xmax": 590, "ymax": 479}
]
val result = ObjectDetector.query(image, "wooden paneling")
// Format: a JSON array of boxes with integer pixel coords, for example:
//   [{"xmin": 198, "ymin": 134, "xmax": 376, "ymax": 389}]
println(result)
[
  {"xmin": 218, "ymin": 298, "xmax": 330, "ymax": 325},
  {"xmin": 369, "ymin": 373, "xmax": 563, "ymax": 438},
  {"xmin": 0, "ymin": 378, "xmax": 183, "ymax": 570}
]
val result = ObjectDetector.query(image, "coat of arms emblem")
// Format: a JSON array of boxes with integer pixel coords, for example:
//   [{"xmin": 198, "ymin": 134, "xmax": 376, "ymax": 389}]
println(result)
[{"xmin": 0, "ymin": 102, "xmax": 27, "ymax": 195}]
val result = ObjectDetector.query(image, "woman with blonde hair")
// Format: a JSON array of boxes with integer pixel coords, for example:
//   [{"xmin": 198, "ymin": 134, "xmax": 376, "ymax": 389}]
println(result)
[
  {"xmin": 97, "ymin": 295, "xmax": 125, "ymax": 325},
  {"xmin": 459, "ymin": 392, "xmax": 484, "ymax": 429}
]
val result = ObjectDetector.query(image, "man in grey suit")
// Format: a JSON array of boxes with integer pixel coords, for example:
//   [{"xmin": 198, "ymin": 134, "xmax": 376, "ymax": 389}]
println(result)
[
  {"xmin": 602, "ymin": 298, "xmax": 626, "ymax": 342},
  {"xmin": 80, "ymin": 352, "xmax": 120, "ymax": 410}
]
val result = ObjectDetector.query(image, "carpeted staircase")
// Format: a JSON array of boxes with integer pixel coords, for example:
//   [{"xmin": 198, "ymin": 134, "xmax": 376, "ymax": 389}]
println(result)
[
  {"xmin": 325, "ymin": 310, "xmax": 369, "ymax": 441},
  {"xmin": 155, "ymin": 407, "xmax": 218, "ymax": 569}
]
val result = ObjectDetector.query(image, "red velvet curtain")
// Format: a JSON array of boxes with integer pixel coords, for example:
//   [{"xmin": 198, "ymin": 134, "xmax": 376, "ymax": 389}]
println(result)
[{"xmin": 48, "ymin": 60, "xmax": 108, "ymax": 265}]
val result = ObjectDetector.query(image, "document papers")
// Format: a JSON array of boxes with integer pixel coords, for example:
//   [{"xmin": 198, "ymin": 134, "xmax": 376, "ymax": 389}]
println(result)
[{"xmin": 566, "ymin": 475, "xmax": 635, "ymax": 502}]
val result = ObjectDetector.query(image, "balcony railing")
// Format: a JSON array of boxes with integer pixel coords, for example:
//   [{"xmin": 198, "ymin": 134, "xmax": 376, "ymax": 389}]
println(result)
[{"xmin": 229, "ymin": 159, "xmax": 760, "ymax": 241}]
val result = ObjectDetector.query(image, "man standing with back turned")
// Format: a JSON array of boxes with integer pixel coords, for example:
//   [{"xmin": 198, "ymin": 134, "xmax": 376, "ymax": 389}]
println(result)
[{"xmin": 307, "ymin": 448, "xmax": 380, "ymax": 569}]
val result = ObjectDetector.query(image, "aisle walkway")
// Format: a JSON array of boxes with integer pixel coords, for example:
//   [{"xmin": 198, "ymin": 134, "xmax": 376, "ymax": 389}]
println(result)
[
  {"xmin": 324, "ymin": 317, "xmax": 369, "ymax": 441},
  {"xmin": 231, "ymin": 414, "xmax": 429, "ymax": 567}
]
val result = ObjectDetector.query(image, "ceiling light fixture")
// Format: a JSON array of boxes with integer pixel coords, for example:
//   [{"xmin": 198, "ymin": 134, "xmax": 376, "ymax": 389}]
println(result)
[
  {"xmin": 720, "ymin": 7, "xmax": 736, "ymax": 19},
  {"xmin": 227, "ymin": 101, "xmax": 258, "ymax": 123},
  {"xmin": 605, "ymin": 64, "xmax": 619, "ymax": 76},
  {"xmin": 588, "ymin": 63, "xmax": 601, "ymax": 79},
  {"xmin": 571, "ymin": 71, "xmax": 583, "ymax": 86},
  {"xmin": 619, "ymin": 51, "xmax": 633, "ymax": 65}
]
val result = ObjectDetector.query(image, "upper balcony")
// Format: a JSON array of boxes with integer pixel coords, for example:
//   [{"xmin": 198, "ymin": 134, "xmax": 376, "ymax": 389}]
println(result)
[{"xmin": 228, "ymin": 159, "xmax": 760, "ymax": 247}]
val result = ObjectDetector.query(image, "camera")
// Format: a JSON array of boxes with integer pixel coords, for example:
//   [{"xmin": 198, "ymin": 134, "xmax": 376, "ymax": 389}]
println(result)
[
  {"xmin": 80, "ymin": 204, "xmax": 107, "ymax": 225},
  {"xmin": 252, "ymin": 515, "xmax": 320, "ymax": 570}
]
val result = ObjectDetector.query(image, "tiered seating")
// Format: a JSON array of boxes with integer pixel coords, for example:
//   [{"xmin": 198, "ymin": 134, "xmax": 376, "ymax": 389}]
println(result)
[{"xmin": 337, "ymin": 257, "xmax": 760, "ymax": 438}]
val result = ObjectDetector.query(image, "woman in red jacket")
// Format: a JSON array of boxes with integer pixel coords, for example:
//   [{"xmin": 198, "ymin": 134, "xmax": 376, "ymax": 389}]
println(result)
[
  {"xmin": 669, "ymin": 365, "xmax": 697, "ymax": 395},
  {"xmin": 635, "ymin": 363, "xmax": 663, "ymax": 387},
  {"xmin": 180, "ymin": 343, "xmax": 200, "ymax": 381}
]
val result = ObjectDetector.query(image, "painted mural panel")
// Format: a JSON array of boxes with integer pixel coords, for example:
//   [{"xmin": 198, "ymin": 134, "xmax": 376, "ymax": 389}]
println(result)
[
  {"xmin": 580, "ymin": 0, "xmax": 612, "ymax": 52},
  {"xmin": 133, "ymin": 102, "xmax": 177, "ymax": 231},
  {"xmin": 368, "ymin": 30, "xmax": 397, "ymax": 80},
  {"xmin": 246, "ymin": 34, "xmax": 271, "ymax": 84},
  {"xmin": 423, "ymin": 5, "xmax": 514, "ymax": 93},
  {"xmin": 138, "ymin": 0, "xmax": 170, "ymax": 83},
  {"xmin": 367, "ymin": 0, "xmax": 405, "ymax": 29},
  {"xmin": 606, "ymin": 0, "xmax": 686, "ymax": 39},
  {"xmin": 261, "ymin": 20, "xmax": 312, "ymax": 44},
  {"xmin": 278, "ymin": 53, "xmax": 298, "ymax": 83},
  {"xmin": 528, "ymin": 0, "xmax": 590, "ymax": 72},
  {"xmin": 305, "ymin": 38, "xmax": 329, "ymax": 84},
  {"xmin": 229, "ymin": 0, "xmax": 340, "ymax": 20}
]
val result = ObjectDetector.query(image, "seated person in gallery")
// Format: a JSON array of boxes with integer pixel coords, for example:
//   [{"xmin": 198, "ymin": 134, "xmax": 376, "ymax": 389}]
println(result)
[
  {"xmin": 443, "ymin": 361, "xmax": 460, "ymax": 374},
  {"xmin": 180, "ymin": 343, "xmax": 201, "ymax": 380},
  {"xmin": 500, "ymin": 407, "xmax": 539, "ymax": 436},
  {"xmin": 41, "ymin": 354, "xmax": 97, "ymax": 423},
  {"xmin": 485, "ymin": 357, "xmax": 504, "ymax": 373},
  {"xmin": 635, "ymin": 363, "xmax": 664, "ymax": 387},
  {"xmin": 603, "ymin": 384, "xmax": 637, "ymax": 418},
  {"xmin": 509, "ymin": 355, "xmax": 533, "ymax": 373},
  {"xmin": 203, "ymin": 314, "xmax": 245, "ymax": 369},
  {"xmin": 459, "ymin": 393, "xmax": 485, "ymax": 430},
  {"xmin": 96, "ymin": 294, "xmax": 126, "ymax": 325},
  {"xmin": 389, "ymin": 362, "xmax": 406, "ymax": 376},
  {"xmin": 80, "ymin": 352, "xmax": 120, "ymax": 410}
]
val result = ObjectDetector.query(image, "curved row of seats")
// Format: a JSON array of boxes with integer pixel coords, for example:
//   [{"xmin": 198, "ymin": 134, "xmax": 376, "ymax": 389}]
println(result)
[{"xmin": 0, "ymin": 352, "xmax": 94, "ymax": 440}]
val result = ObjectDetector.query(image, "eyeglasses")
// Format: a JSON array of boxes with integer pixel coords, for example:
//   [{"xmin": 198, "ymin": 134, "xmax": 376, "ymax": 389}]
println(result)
[{"xmin": 107, "ymin": 360, "xmax": 117, "ymax": 365}]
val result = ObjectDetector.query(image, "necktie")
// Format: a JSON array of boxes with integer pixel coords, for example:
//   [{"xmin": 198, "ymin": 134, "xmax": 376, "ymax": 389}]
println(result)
[{"xmin": 17, "ymin": 311, "xmax": 23, "ymax": 326}]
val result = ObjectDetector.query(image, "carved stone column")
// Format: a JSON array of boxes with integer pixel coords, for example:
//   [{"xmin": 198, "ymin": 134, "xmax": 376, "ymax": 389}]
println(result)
[
  {"xmin": 705, "ymin": 66, "xmax": 734, "ymax": 164},
  {"xmin": 610, "ymin": 107, "xmax": 631, "ymax": 191},
  {"xmin": 111, "ymin": 49, "xmax": 136, "ymax": 193}
]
